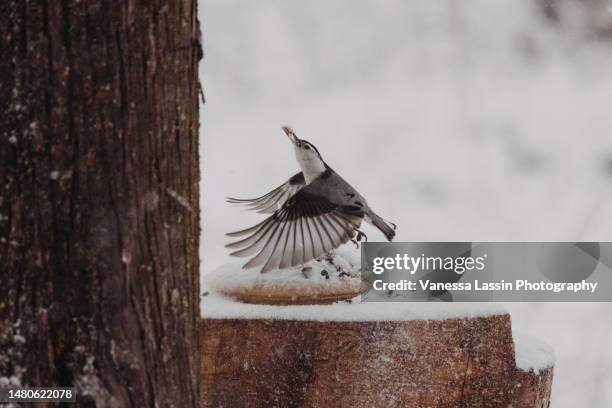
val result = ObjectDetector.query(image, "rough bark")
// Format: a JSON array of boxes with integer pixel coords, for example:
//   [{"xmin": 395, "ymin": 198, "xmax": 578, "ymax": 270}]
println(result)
[
  {"xmin": 0, "ymin": 1, "xmax": 200, "ymax": 406},
  {"xmin": 203, "ymin": 315, "xmax": 522, "ymax": 407},
  {"xmin": 538, "ymin": 0, "xmax": 612, "ymax": 38},
  {"xmin": 513, "ymin": 367, "xmax": 554, "ymax": 408}
]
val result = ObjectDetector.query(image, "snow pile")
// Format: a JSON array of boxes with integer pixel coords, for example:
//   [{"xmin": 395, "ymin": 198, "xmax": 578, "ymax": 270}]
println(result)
[
  {"xmin": 203, "ymin": 263, "xmax": 507, "ymax": 323},
  {"xmin": 202, "ymin": 290, "xmax": 506, "ymax": 321},
  {"xmin": 207, "ymin": 246, "xmax": 361, "ymax": 295},
  {"xmin": 203, "ymin": 244, "xmax": 507, "ymax": 320},
  {"xmin": 514, "ymin": 332, "xmax": 556, "ymax": 373}
]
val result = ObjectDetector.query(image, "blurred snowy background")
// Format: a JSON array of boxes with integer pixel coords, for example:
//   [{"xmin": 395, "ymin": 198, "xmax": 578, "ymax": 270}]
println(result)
[{"xmin": 198, "ymin": 0, "xmax": 612, "ymax": 406}]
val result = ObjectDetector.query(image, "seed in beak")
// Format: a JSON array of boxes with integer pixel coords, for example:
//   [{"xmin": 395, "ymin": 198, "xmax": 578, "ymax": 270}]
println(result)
[{"xmin": 282, "ymin": 126, "xmax": 299, "ymax": 144}]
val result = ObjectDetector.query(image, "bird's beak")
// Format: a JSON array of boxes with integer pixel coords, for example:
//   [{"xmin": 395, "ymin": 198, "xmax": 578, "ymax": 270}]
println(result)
[{"xmin": 282, "ymin": 126, "xmax": 299, "ymax": 145}]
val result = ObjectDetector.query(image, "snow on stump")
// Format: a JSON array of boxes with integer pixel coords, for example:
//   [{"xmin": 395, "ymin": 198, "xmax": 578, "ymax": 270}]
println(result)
[
  {"xmin": 202, "ymin": 259, "xmax": 554, "ymax": 407},
  {"xmin": 512, "ymin": 334, "xmax": 555, "ymax": 408},
  {"xmin": 207, "ymin": 250, "xmax": 365, "ymax": 305}
]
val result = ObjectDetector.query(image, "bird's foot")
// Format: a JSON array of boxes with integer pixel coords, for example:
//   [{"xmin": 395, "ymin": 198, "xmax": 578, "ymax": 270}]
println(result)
[
  {"xmin": 350, "ymin": 239, "xmax": 360, "ymax": 248},
  {"xmin": 355, "ymin": 229, "xmax": 368, "ymax": 242},
  {"xmin": 389, "ymin": 221, "xmax": 397, "ymax": 231}
]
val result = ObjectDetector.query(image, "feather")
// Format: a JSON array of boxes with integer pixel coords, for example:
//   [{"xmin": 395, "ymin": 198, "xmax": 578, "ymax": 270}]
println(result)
[
  {"xmin": 227, "ymin": 179, "xmax": 364, "ymax": 272},
  {"xmin": 226, "ymin": 172, "xmax": 305, "ymax": 214}
]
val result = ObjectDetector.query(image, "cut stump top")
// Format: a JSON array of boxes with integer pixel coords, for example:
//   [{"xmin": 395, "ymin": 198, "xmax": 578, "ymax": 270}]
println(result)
[
  {"xmin": 206, "ymin": 250, "xmax": 365, "ymax": 305},
  {"xmin": 202, "ymin": 263, "xmax": 508, "ymax": 320}
]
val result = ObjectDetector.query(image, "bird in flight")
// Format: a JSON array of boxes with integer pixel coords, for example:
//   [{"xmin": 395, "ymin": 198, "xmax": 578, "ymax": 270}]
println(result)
[{"xmin": 226, "ymin": 126, "xmax": 396, "ymax": 273}]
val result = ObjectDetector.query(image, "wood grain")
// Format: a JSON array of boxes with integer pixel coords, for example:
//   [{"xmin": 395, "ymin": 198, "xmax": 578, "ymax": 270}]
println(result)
[{"xmin": 202, "ymin": 314, "xmax": 554, "ymax": 407}]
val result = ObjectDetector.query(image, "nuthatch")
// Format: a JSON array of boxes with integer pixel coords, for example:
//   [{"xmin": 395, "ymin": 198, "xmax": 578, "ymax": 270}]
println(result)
[{"xmin": 227, "ymin": 126, "xmax": 396, "ymax": 273}]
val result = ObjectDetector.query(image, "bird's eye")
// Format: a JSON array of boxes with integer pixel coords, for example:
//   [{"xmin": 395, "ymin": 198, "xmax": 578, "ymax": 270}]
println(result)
[{"xmin": 304, "ymin": 145, "xmax": 310, "ymax": 150}]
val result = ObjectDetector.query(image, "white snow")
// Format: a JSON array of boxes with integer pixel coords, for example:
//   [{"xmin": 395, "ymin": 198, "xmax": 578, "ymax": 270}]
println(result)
[
  {"xmin": 207, "ymin": 247, "xmax": 361, "ymax": 294},
  {"xmin": 203, "ymin": 245, "xmax": 507, "ymax": 320},
  {"xmin": 166, "ymin": 188, "xmax": 193, "ymax": 212},
  {"xmin": 0, "ymin": 375, "xmax": 21, "ymax": 387},
  {"xmin": 202, "ymin": 290, "xmax": 506, "ymax": 321},
  {"xmin": 12, "ymin": 334, "xmax": 25, "ymax": 345},
  {"xmin": 199, "ymin": 0, "xmax": 612, "ymax": 405},
  {"xmin": 203, "ymin": 254, "xmax": 506, "ymax": 321},
  {"xmin": 514, "ymin": 332, "xmax": 555, "ymax": 373}
]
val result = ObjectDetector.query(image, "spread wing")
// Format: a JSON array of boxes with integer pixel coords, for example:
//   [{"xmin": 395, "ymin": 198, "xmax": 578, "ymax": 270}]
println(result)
[
  {"xmin": 225, "ymin": 184, "xmax": 364, "ymax": 273},
  {"xmin": 226, "ymin": 172, "xmax": 305, "ymax": 214}
]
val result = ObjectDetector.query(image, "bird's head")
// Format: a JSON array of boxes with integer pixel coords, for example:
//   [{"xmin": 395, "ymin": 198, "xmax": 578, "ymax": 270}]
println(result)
[{"xmin": 282, "ymin": 126, "xmax": 326, "ymax": 183}]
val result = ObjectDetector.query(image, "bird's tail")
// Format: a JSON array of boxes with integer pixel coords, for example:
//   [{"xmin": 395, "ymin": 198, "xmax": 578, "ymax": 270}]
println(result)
[{"xmin": 369, "ymin": 212, "xmax": 396, "ymax": 241}]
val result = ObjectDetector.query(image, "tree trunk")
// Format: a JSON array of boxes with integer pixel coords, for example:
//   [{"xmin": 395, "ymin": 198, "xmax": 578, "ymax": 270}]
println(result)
[{"xmin": 0, "ymin": 1, "xmax": 200, "ymax": 406}]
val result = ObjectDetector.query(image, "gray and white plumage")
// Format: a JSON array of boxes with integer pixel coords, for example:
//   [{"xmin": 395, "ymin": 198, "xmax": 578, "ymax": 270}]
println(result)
[{"xmin": 227, "ymin": 126, "xmax": 396, "ymax": 273}]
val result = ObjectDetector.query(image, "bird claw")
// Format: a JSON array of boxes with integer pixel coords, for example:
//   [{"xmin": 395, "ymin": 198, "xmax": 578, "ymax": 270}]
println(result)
[
  {"xmin": 355, "ymin": 229, "xmax": 368, "ymax": 242},
  {"xmin": 389, "ymin": 221, "xmax": 397, "ymax": 231},
  {"xmin": 351, "ymin": 239, "xmax": 360, "ymax": 249}
]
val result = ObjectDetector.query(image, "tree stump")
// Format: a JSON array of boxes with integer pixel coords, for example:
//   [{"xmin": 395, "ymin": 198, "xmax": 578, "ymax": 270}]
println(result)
[
  {"xmin": 201, "ymin": 290, "xmax": 554, "ymax": 407},
  {"xmin": 513, "ymin": 366, "xmax": 554, "ymax": 408},
  {"xmin": 512, "ymin": 335, "xmax": 556, "ymax": 408}
]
